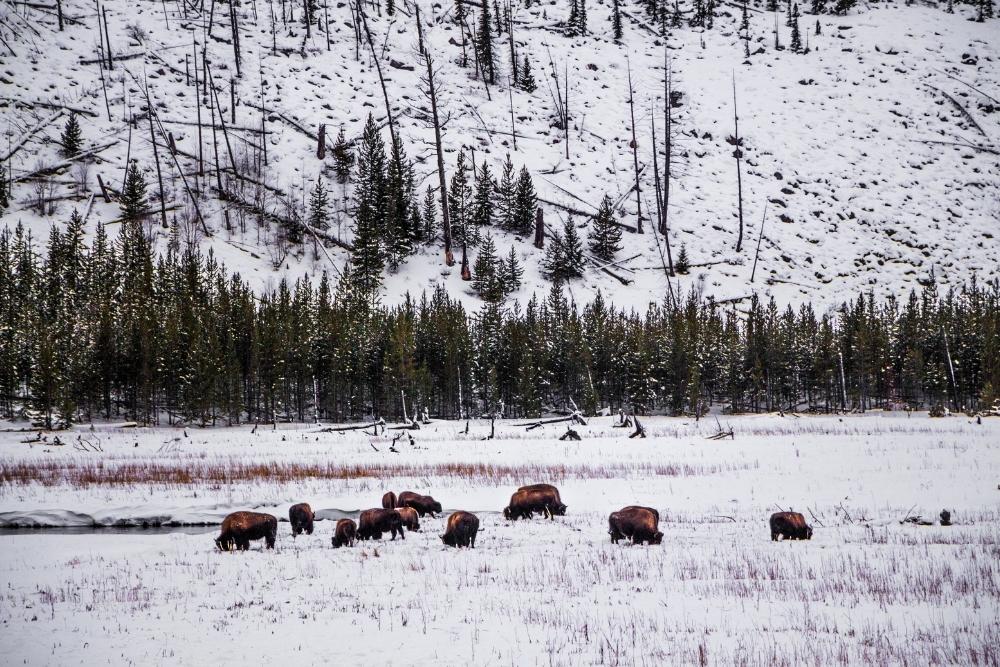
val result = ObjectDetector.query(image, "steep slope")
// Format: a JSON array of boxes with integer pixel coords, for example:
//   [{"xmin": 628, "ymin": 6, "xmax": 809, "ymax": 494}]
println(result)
[{"xmin": 0, "ymin": 0, "xmax": 996, "ymax": 310}]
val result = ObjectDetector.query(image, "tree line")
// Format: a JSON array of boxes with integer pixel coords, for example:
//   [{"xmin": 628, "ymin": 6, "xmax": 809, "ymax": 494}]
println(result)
[{"xmin": 1, "ymin": 217, "xmax": 997, "ymax": 427}]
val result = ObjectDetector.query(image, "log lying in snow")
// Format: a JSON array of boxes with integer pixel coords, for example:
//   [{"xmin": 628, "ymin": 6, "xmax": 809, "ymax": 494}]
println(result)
[
  {"xmin": 1, "ymin": 110, "xmax": 64, "ymax": 162},
  {"xmin": 315, "ymin": 418, "xmax": 386, "ymax": 434},
  {"xmin": 518, "ymin": 411, "xmax": 587, "ymax": 431}
]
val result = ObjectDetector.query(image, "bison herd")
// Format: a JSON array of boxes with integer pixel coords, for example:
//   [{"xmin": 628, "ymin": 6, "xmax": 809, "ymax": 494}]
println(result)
[{"xmin": 215, "ymin": 488, "xmax": 814, "ymax": 552}]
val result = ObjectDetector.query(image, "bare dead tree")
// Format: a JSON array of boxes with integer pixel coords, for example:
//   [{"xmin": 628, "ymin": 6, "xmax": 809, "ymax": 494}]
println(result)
[
  {"xmin": 359, "ymin": 2, "xmax": 397, "ymax": 147},
  {"xmin": 750, "ymin": 203, "xmax": 767, "ymax": 282},
  {"xmin": 144, "ymin": 81, "xmax": 168, "ymax": 229},
  {"xmin": 661, "ymin": 51, "xmax": 674, "ymax": 273},
  {"xmin": 728, "ymin": 73, "xmax": 744, "ymax": 253},
  {"xmin": 422, "ymin": 50, "xmax": 453, "ymax": 265},
  {"xmin": 414, "ymin": 2, "xmax": 424, "ymax": 54},
  {"xmin": 626, "ymin": 56, "xmax": 642, "ymax": 233},
  {"xmin": 230, "ymin": 0, "xmax": 243, "ymax": 77},
  {"xmin": 102, "ymin": 6, "xmax": 113, "ymax": 69}
]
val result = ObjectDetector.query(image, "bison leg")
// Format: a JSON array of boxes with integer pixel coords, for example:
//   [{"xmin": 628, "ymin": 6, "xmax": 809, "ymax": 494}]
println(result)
[{"xmin": 266, "ymin": 534, "xmax": 276, "ymax": 549}]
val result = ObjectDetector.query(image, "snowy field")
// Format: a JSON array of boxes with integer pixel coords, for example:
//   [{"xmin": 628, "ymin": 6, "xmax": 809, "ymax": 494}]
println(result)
[{"xmin": 1, "ymin": 413, "xmax": 998, "ymax": 664}]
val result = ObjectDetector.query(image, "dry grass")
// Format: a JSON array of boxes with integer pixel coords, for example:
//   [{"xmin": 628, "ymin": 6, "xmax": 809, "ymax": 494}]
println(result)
[{"xmin": 0, "ymin": 459, "xmax": 755, "ymax": 489}]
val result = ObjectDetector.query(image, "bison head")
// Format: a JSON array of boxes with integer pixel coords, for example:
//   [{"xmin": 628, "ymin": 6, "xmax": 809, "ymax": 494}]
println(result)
[
  {"xmin": 805, "ymin": 525, "xmax": 813, "ymax": 540},
  {"xmin": 441, "ymin": 533, "xmax": 456, "ymax": 547},
  {"xmin": 503, "ymin": 507, "xmax": 512, "ymax": 520},
  {"xmin": 553, "ymin": 503, "xmax": 567, "ymax": 516},
  {"xmin": 432, "ymin": 501, "xmax": 443, "ymax": 513},
  {"xmin": 651, "ymin": 531, "xmax": 664, "ymax": 545},
  {"xmin": 215, "ymin": 536, "xmax": 234, "ymax": 552}
]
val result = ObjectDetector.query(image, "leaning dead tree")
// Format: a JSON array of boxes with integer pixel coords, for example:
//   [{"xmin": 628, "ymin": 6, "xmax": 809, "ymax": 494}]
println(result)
[
  {"xmin": 626, "ymin": 56, "xmax": 643, "ymax": 233},
  {"xmin": 421, "ymin": 49, "xmax": 453, "ymax": 265}
]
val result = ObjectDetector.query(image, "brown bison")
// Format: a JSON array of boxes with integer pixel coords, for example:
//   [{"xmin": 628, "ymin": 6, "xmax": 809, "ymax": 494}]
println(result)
[
  {"xmin": 382, "ymin": 491, "xmax": 398, "ymax": 509},
  {"xmin": 289, "ymin": 503, "xmax": 315, "ymax": 536},
  {"xmin": 503, "ymin": 484, "xmax": 567, "ymax": 520},
  {"xmin": 396, "ymin": 506, "xmax": 420, "ymax": 532},
  {"xmin": 397, "ymin": 491, "xmax": 443, "ymax": 517},
  {"xmin": 441, "ymin": 511, "xmax": 479, "ymax": 548},
  {"xmin": 770, "ymin": 511, "xmax": 813, "ymax": 541},
  {"xmin": 357, "ymin": 508, "xmax": 405, "ymax": 541},
  {"xmin": 332, "ymin": 518, "xmax": 357, "ymax": 548},
  {"xmin": 608, "ymin": 506, "xmax": 663, "ymax": 545},
  {"xmin": 215, "ymin": 511, "xmax": 278, "ymax": 551}
]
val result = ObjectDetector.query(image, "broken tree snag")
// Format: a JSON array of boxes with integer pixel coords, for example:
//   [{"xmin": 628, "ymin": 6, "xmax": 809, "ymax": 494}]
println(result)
[
  {"xmin": 558, "ymin": 428, "xmax": 582, "ymax": 441},
  {"xmin": 706, "ymin": 428, "xmax": 735, "ymax": 440},
  {"xmin": 613, "ymin": 409, "xmax": 633, "ymax": 428},
  {"xmin": 317, "ymin": 123, "xmax": 326, "ymax": 159},
  {"xmin": 482, "ymin": 416, "xmax": 496, "ymax": 441},
  {"xmin": 629, "ymin": 415, "xmax": 646, "ymax": 438},
  {"xmin": 533, "ymin": 207, "xmax": 545, "ymax": 248}
]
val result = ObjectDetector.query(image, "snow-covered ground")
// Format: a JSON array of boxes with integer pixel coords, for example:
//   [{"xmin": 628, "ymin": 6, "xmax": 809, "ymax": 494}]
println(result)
[
  {"xmin": 1, "ymin": 0, "xmax": 997, "ymax": 310},
  {"xmin": 1, "ymin": 414, "xmax": 997, "ymax": 663}
]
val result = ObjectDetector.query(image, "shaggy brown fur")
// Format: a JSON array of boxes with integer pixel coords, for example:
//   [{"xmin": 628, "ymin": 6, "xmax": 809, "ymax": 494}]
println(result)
[
  {"xmin": 358, "ymin": 508, "xmax": 405, "ymax": 541},
  {"xmin": 503, "ymin": 485, "xmax": 567, "ymax": 521},
  {"xmin": 770, "ymin": 512, "xmax": 813, "ymax": 541},
  {"xmin": 382, "ymin": 491, "xmax": 398, "ymax": 509},
  {"xmin": 608, "ymin": 506, "xmax": 663, "ymax": 545},
  {"xmin": 289, "ymin": 503, "xmax": 315, "ymax": 536},
  {"xmin": 396, "ymin": 506, "xmax": 420, "ymax": 531},
  {"xmin": 441, "ymin": 511, "xmax": 479, "ymax": 548},
  {"xmin": 397, "ymin": 491, "xmax": 443, "ymax": 517},
  {"xmin": 332, "ymin": 518, "xmax": 357, "ymax": 548},
  {"xmin": 215, "ymin": 511, "xmax": 277, "ymax": 551}
]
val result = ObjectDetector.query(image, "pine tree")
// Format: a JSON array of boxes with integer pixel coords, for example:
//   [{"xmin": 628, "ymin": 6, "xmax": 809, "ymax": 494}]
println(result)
[
  {"xmin": 810, "ymin": 0, "xmax": 826, "ymax": 13},
  {"xmin": 569, "ymin": 0, "xmax": 579, "ymax": 30},
  {"xmin": 675, "ymin": 244, "xmax": 690, "ymax": 274},
  {"xmin": 0, "ymin": 163, "xmax": 8, "ymax": 210},
  {"xmin": 511, "ymin": 167, "xmax": 537, "ymax": 236},
  {"xmin": 671, "ymin": 0, "xmax": 682, "ymax": 27},
  {"xmin": 385, "ymin": 135, "xmax": 414, "ymax": 265},
  {"xmin": 690, "ymin": 0, "xmax": 705, "ymax": 26},
  {"xmin": 351, "ymin": 115, "xmax": 387, "ymax": 294},
  {"xmin": 472, "ymin": 162, "xmax": 495, "ymax": 232},
  {"xmin": 332, "ymin": 126, "xmax": 354, "ymax": 184},
  {"xmin": 308, "ymin": 176, "xmax": 330, "ymax": 230},
  {"xmin": 832, "ymin": 0, "xmax": 855, "ymax": 14},
  {"xmin": 519, "ymin": 54, "xmax": 537, "ymax": 92},
  {"xmin": 477, "ymin": 1, "xmax": 496, "ymax": 84},
  {"xmin": 500, "ymin": 246, "xmax": 523, "ymax": 294},
  {"xmin": 120, "ymin": 160, "xmax": 148, "ymax": 223},
  {"xmin": 387, "ymin": 0, "xmax": 395, "ymax": 15},
  {"xmin": 544, "ymin": 216, "xmax": 585, "ymax": 281},
  {"xmin": 790, "ymin": 3, "xmax": 802, "ymax": 52},
  {"xmin": 422, "ymin": 185, "xmax": 437, "ymax": 241},
  {"xmin": 740, "ymin": 0, "xmax": 750, "ymax": 31},
  {"xmin": 786, "ymin": 0, "xmax": 793, "ymax": 26},
  {"xmin": 61, "ymin": 113, "xmax": 83, "ymax": 157},
  {"xmin": 449, "ymin": 150, "xmax": 474, "ymax": 247},
  {"xmin": 497, "ymin": 154, "xmax": 516, "ymax": 230},
  {"xmin": 577, "ymin": 0, "xmax": 587, "ymax": 33},
  {"xmin": 611, "ymin": 0, "xmax": 623, "ymax": 39},
  {"xmin": 589, "ymin": 195, "xmax": 622, "ymax": 262},
  {"xmin": 766, "ymin": 0, "xmax": 778, "ymax": 12},
  {"xmin": 473, "ymin": 233, "xmax": 502, "ymax": 302}
]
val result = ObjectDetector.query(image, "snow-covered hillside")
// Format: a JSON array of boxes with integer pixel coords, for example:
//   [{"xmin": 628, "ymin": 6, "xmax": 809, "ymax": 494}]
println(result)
[{"xmin": 0, "ymin": 0, "xmax": 997, "ymax": 310}]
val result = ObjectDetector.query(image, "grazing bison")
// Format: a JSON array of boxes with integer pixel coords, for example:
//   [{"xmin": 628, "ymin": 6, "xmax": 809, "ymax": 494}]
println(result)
[
  {"xmin": 332, "ymin": 518, "xmax": 357, "ymax": 548},
  {"xmin": 357, "ymin": 508, "xmax": 405, "ymax": 541},
  {"xmin": 503, "ymin": 484, "xmax": 567, "ymax": 520},
  {"xmin": 608, "ymin": 506, "xmax": 663, "ymax": 545},
  {"xmin": 289, "ymin": 503, "xmax": 315, "ymax": 536},
  {"xmin": 382, "ymin": 491, "xmax": 398, "ymax": 509},
  {"xmin": 441, "ymin": 511, "xmax": 479, "ymax": 548},
  {"xmin": 215, "ymin": 511, "xmax": 277, "ymax": 551},
  {"xmin": 397, "ymin": 491, "xmax": 443, "ymax": 517},
  {"xmin": 396, "ymin": 506, "xmax": 420, "ymax": 532},
  {"xmin": 770, "ymin": 511, "xmax": 813, "ymax": 541}
]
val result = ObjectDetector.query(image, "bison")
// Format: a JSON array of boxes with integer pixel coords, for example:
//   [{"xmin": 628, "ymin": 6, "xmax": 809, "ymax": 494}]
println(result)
[
  {"xmin": 332, "ymin": 518, "xmax": 357, "ymax": 548},
  {"xmin": 396, "ymin": 506, "xmax": 420, "ymax": 532},
  {"xmin": 770, "ymin": 511, "xmax": 813, "ymax": 541},
  {"xmin": 397, "ymin": 491, "xmax": 443, "ymax": 517},
  {"xmin": 503, "ymin": 484, "xmax": 567, "ymax": 520},
  {"xmin": 441, "ymin": 511, "xmax": 479, "ymax": 548},
  {"xmin": 357, "ymin": 508, "xmax": 405, "ymax": 541},
  {"xmin": 215, "ymin": 511, "xmax": 278, "ymax": 551},
  {"xmin": 289, "ymin": 503, "xmax": 315, "ymax": 536},
  {"xmin": 382, "ymin": 491, "xmax": 398, "ymax": 509},
  {"xmin": 608, "ymin": 506, "xmax": 663, "ymax": 545}
]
